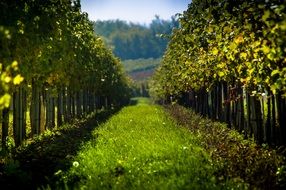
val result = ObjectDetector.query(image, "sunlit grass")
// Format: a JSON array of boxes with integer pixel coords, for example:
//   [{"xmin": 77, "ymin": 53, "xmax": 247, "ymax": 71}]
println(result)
[
  {"xmin": 60, "ymin": 99, "xmax": 245, "ymax": 189},
  {"xmin": 130, "ymin": 97, "xmax": 151, "ymax": 105}
]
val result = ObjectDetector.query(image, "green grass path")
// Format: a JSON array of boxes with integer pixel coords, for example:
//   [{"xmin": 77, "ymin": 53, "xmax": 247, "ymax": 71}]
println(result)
[{"xmin": 59, "ymin": 98, "xmax": 241, "ymax": 189}]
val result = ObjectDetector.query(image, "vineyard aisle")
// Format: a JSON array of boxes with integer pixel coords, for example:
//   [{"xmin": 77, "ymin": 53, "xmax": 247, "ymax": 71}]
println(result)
[
  {"xmin": 51, "ymin": 97, "xmax": 247, "ymax": 189},
  {"xmin": 2, "ymin": 97, "xmax": 283, "ymax": 189}
]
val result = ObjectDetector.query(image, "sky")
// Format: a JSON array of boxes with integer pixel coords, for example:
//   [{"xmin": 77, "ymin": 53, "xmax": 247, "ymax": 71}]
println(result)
[{"xmin": 81, "ymin": 0, "xmax": 190, "ymax": 25}]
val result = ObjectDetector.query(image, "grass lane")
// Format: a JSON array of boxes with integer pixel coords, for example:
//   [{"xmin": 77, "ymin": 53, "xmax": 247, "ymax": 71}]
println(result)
[{"xmin": 58, "ymin": 98, "xmax": 246, "ymax": 189}]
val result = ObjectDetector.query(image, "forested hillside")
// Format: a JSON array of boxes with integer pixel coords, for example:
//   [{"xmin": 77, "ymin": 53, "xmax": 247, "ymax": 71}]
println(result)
[{"xmin": 93, "ymin": 16, "xmax": 179, "ymax": 60}]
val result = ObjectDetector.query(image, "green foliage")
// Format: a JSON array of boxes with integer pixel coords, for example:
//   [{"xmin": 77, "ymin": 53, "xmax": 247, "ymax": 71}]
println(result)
[
  {"xmin": 3, "ymin": 159, "xmax": 20, "ymax": 176},
  {"xmin": 0, "ymin": 0, "xmax": 131, "ymax": 111},
  {"xmin": 58, "ymin": 100, "xmax": 247, "ymax": 189},
  {"xmin": 151, "ymin": 0, "xmax": 286, "ymax": 99},
  {"xmin": 93, "ymin": 16, "xmax": 179, "ymax": 60}
]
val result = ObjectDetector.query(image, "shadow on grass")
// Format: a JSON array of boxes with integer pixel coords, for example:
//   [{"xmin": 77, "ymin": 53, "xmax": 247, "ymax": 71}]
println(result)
[{"xmin": 0, "ymin": 108, "xmax": 121, "ymax": 190}]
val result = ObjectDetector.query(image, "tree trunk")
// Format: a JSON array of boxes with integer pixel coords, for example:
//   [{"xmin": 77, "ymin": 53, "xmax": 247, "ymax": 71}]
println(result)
[
  {"xmin": 13, "ymin": 87, "xmax": 26, "ymax": 146},
  {"xmin": 51, "ymin": 96, "xmax": 55, "ymax": 128},
  {"xmin": 250, "ymin": 96, "xmax": 263, "ymax": 143},
  {"xmin": 211, "ymin": 87, "xmax": 216, "ymax": 120},
  {"xmin": 95, "ymin": 96, "xmax": 100, "ymax": 111},
  {"xmin": 76, "ymin": 91, "xmax": 82, "ymax": 117},
  {"xmin": 66, "ymin": 88, "xmax": 71, "ymax": 122},
  {"xmin": 246, "ymin": 93, "xmax": 252, "ymax": 138},
  {"xmin": 31, "ymin": 80, "xmax": 41, "ymax": 136},
  {"xmin": 223, "ymin": 82, "xmax": 230, "ymax": 125},
  {"xmin": 271, "ymin": 95, "xmax": 276, "ymax": 144},
  {"xmin": 57, "ymin": 89, "xmax": 63, "ymax": 127},
  {"xmin": 104, "ymin": 96, "xmax": 107, "ymax": 110},
  {"xmin": 46, "ymin": 89, "xmax": 55, "ymax": 129},
  {"xmin": 2, "ymin": 108, "xmax": 9, "ymax": 150},
  {"xmin": 86, "ymin": 89, "xmax": 91, "ymax": 113},
  {"xmin": 89, "ymin": 90, "xmax": 94, "ymax": 112},
  {"xmin": 277, "ymin": 93, "xmax": 286, "ymax": 144},
  {"xmin": 40, "ymin": 90, "xmax": 46, "ymax": 133},
  {"xmin": 238, "ymin": 87, "xmax": 245, "ymax": 132},
  {"xmin": 204, "ymin": 91, "xmax": 208, "ymax": 116},
  {"xmin": 82, "ymin": 89, "xmax": 87, "ymax": 114},
  {"xmin": 46, "ymin": 89, "xmax": 51, "ymax": 129},
  {"xmin": 63, "ymin": 88, "xmax": 67, "ymax": 122},
  {"xmin": 265, "ymin": 94, "xmax": 271, "ymax": 144},
  {"xmin": 282, "ymin": 98, "xmax": 286, "ymax": 144},
  {"xmin": 71, "ymin": 92, "xmax": 75, "ymax": 118},
  {"xmin": 195, "ymin": 92, "xmax": 198, "ymax": 113}
]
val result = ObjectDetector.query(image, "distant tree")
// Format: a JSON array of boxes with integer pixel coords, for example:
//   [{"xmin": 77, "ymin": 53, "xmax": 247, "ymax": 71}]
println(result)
[{"xmin": 93, "ymin": 16, "xmax": 179, "ymax": 60}]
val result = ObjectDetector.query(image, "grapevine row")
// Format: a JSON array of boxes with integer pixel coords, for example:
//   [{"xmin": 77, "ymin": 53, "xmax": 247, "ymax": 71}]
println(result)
[
  {"xmin": 0, "ymin": 0, "xmax": 131, "ymax": 148},
  {"xmin": 151, "ymin": 0, "xmax": 286, "ymax": 145}
]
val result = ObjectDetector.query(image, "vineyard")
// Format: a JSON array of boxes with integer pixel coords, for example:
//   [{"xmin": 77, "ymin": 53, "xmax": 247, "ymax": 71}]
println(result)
[
  {"xmin": 1, "ymin": 0, "xmax": 286, "ymax": 189},
  {"xmin": 151, "ymin": 0, "xmax": 286, "ymax": 146}
]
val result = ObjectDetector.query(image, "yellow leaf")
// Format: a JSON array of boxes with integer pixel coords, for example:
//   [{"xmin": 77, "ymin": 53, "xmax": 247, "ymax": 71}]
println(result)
[
  {"xmin": 217, "ymin": 63, "xmax": 225, "ymax": 69},
  {"xmin": 240, "ymin": 52, "xmax": 248, "ymax": 59},
  {"xmin": 11, "ymin": 61, "xmax": 18, "ymax": 68},
  {"xmin": 267, "ymin": 53, "xmax": 275, "ymax": 60},
  {"xmin": 237, "ymin": 64, "xmax": 243, "ymax": 73},
  {"xmin": 280, "ymin": 21, "xmax": 286, "ymax": 31},
  {"xmin": 229, "ymin": 42, "xmax": 237, "ymax": 50},
  {"xmin": 250, "ymin": 32, "xmax": 255, "ymax": 39},
  {"xmin": 265, "ymin": 77, "xmax": 270, "ymax": 84},
  {"xmin": 13, "ymin": 74, "xmax": 24, "ymax": 85},
  {"xmin": 208, "ymin": 27, "xmax": 214, "ymax": 33},
  {"xmin": 262, "ymin": 10, "xmax": 270, "ymax": 22},
  {"xmin": 218, "ymin": 71, "xmax": 225, "ymax": 77},
  {"xmin": 271, "ymin": 70, "xmax": 280, "ymax": 77},
  {"xmin": 253, "ymin": 41, "xmax": 261, "ymax": 48},
  {"xmin": 212, "ymin": 47, "xmax": 219, "ymax": 55},
  {"xmin": 0, "ymin": 94, "xmax": 11, "ymax": 109},
  {"xmin": 4, "ymin": 76, "xmax": 11, "ymax": 83},
  {"xmin": 234, "ymin": 35, "xmax": 244, "ymax": 44},
  {"xmin": 223, "ymin": 26, "xmax": 232, "ymax": 33},
  {"xmin": 240, "ymin": 78, "xmax": 247, "ymax": 84},
  {"xmin": 262, "ymin": 45, "xmax": 270, "ymax": 54}
]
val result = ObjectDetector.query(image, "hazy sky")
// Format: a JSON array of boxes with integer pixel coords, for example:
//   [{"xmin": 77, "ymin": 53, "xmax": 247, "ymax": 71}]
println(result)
[{"xmin": 81, "ymin": 0, "xmax": 190, "ymax": 24}]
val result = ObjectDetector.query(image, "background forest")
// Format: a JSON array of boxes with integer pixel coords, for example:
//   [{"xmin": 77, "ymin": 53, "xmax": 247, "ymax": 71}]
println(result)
[{"xmin": 93, "ymin": 16, "xmax": 179, "ymax": 60}]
